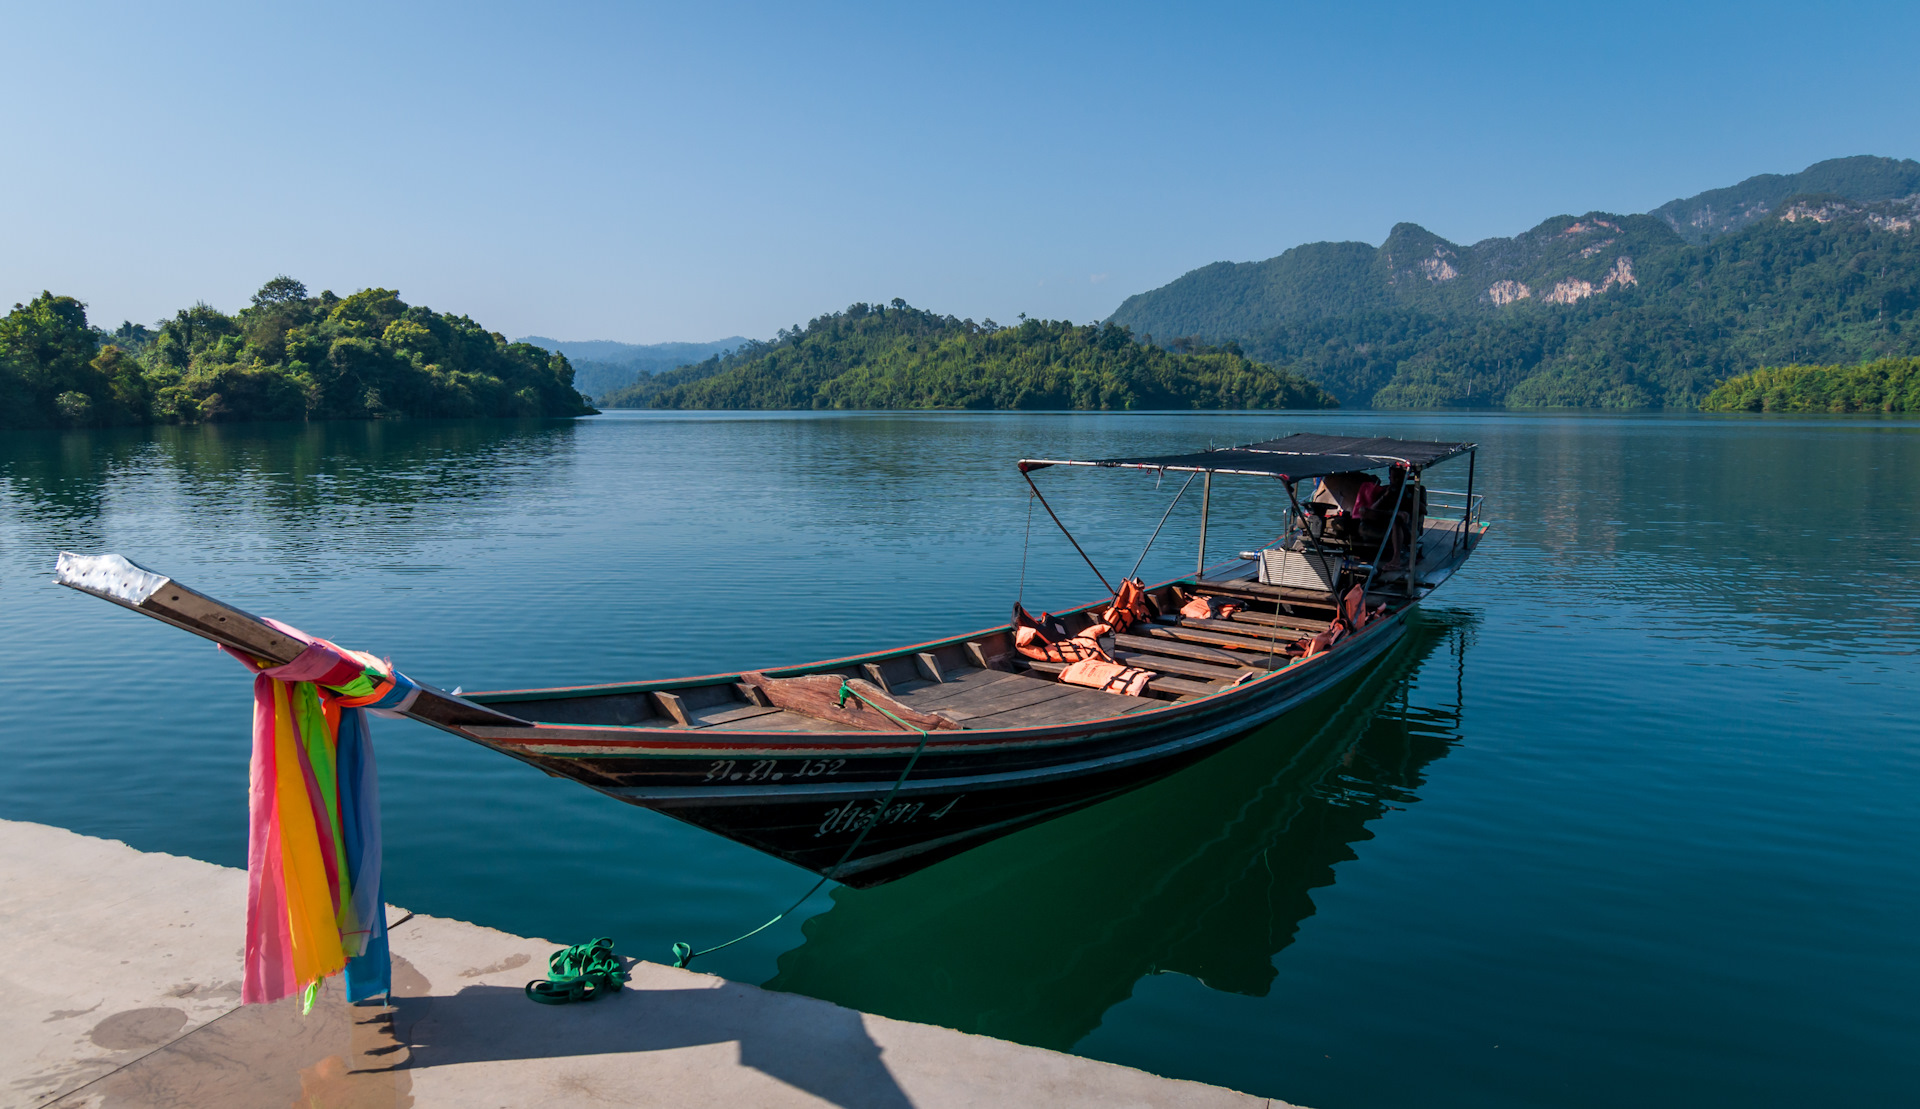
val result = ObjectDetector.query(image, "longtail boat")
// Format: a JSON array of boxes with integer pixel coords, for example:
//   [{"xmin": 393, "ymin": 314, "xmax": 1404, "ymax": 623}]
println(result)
[{"xmin": 55, "ymin": 433, "xmax": 1486, "ymax": 888}]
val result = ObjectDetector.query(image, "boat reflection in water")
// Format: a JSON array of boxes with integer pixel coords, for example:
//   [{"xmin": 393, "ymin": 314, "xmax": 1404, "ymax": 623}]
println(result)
[{"xmin": 765, "ymin": 608, "xmax": 1475, "ymax": 1051}]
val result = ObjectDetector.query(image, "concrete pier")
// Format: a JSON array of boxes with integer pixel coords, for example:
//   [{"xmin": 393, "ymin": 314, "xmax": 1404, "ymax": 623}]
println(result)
[{"xmin": 2, "ymin": 820, "xmax": 1290, "ymax": 1108}]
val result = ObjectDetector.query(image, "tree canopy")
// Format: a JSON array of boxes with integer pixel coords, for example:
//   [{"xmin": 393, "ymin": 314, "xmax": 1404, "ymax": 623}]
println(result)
[
  {"xmin": 1701, "ymin": 357, "xmax": 1920, "ymax": 412},
  {"xmin": 604, "ymin": 301, "xmax": 1337, "ymax": 411},
  {"xmin": 0, "ymin": 280, "xmax": 595, "ymax": 429}
]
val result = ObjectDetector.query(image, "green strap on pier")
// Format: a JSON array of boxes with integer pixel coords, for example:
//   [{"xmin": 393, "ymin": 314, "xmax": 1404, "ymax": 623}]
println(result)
[
  {"xmin": 669, "ymin": 681, "xmax": 934, "ymax": 969},
  {"xmin": 524, "ymin": 937, "xmax": 629, "ymax": 1004}
]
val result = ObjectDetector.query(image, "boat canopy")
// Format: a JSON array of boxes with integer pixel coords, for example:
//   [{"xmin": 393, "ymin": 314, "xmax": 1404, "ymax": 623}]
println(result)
[{"xmin": 1017, "ymin": 433, "xmax": 1476, "ymax": 481}]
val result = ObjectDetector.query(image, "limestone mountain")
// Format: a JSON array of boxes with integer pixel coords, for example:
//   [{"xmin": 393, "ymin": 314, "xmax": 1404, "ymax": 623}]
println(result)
[
  {"xmin": 1649, "ymin": 155, "xmax": 1920, "ymax": 243},
  {"xmin": 1108, "ymin": 156, "xmax": 1920, "ymax": 408}
]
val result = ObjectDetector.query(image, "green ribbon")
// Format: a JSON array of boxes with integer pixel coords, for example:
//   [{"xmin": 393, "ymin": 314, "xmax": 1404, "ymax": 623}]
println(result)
[{"xmin": 525, "ymin": 937, "xmax": 629, "ymax": 1005}]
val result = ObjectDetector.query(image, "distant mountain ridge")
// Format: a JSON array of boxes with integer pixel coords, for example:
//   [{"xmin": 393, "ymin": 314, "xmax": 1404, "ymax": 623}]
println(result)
[
  {"xmin": 1108, "ymin": 156, "xmax": 1920, "ymax": 408},
  {"xmin": 1649, "ymin": 155, "xmax": 1920, "ymax": 242},
  {"xmin": 514, "ymin": 335, "xmax": 748, "ymax": 399}
]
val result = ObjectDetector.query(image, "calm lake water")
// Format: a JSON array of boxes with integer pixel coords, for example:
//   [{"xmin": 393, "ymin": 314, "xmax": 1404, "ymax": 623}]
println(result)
[{"xmin": 3, "ymin": 410, "xmax": 1916, "ymax": 1108}]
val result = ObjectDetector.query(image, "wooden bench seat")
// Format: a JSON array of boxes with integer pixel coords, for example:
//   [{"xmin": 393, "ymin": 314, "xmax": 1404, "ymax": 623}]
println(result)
[
  {"xmin": 1111, "ymin": 632, "xmax": 1286, "ymax": 670},
  {"xmin": 1129, "ymin": 621, "xmax": 1304, "ymax": 658},
  {"xmin": 1019, "ymin": 659, "xmax": 1222, "ymax": 699},
  {"xmin": 1191, "ymin": 578, "xmax": 1340, "ymax": 610}
]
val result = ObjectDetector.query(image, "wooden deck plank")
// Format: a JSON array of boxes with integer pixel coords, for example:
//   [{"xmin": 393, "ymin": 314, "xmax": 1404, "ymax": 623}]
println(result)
[
  {"xmin": 1163, "ymin": 611, "xmax": 1327, "ymax": 636},
  {"xmin": 1111, "ymin": 632, "xmax": 1285, "ymax": 670},
  {"xmin": 1109, "ymin": 649, "xmax": 1255, "ymax": 683},
  {"xmin": 889, "ymin": 667, "xmax": 1024, "ymax": 709},
  {"xmin": 732, "ymin": 709, "xmax": 867, "ymax": 734},
  {"xmin": 1136, "ymin": 621, "xmax": 1305, "ymax": 654},
  {"xmin": 1226, "ymin": 609, "xmax": 1333, "ymax": 632},
  {"xmin": 961, "ymin": 689, "xmax": 1149, "ymax": 729},
  {"xmin": 1020, "ymin": 659, "xmax": 1223, "ymax": 699},
  {"xmin": 689, "ymin": 703, "xmax": 784, "ymax": 728},
  {"xmin": 1197, "ymin": 578, "xmax": 1340, "ymax": 608},
  {"xmin": 928, "ymin": 674, "xmax": 1086, "ymax": 720}
]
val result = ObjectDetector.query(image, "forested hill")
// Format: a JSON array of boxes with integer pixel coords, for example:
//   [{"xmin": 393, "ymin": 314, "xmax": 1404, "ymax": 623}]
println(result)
[
  {"xmin": 602, "ymin": 301, "xmax": 1337, "ymax": 411},
  {"xmin": 1109, "ymin": 156, "xmax": 1920, "ymax": 408},
  {"xmin": 0, "ymin": 279, "xmax": 595, "ymax": 429}
]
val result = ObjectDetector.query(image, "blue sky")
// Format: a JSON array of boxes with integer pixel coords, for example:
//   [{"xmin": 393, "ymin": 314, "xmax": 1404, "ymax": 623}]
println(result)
[{"xmin": 4, "ymin": 1, "xmax": 1917, "ymax": 344}]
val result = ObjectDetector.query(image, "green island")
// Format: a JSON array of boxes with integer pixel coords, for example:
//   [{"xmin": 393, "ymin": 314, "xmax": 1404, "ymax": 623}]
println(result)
[
  {"xmin": 0, "ymin": 278, "xmax": 595, "ymax": 429},
  {"xmin": 1701, "ymin": 357, "xmax": 1919, "ymax": 412},
  {"xmin": 603, "ymin": 300, "xmax": 1336, "ymax": 411},
  {"xmin": 1109, "ymin": 156, "xmax": 1920, "ymax": 409}
]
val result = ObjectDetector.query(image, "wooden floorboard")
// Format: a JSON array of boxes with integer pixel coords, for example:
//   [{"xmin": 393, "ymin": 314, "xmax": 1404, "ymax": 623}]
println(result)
[
  {"xmin": 961, "ymin": 684, "xmax": 1152, "ymax": 729},
  {"xmin": 1109, "ymin": 648, "xmax": 1253, "ymax": 683},
  {"xmin": 1137, "ymin": 621, "xmax": 1304, "ymax": 654},
  {"xmin": 1112, "ymin": 632, "xmax": 1283, "ymax": 670},
  {"xmin": 927, "ymin": 674, "xmax": 1086, "ymax": 721},
  {"xmin": 1197, "ymin": 579, "xmax": 1341, "ymax": 609},
  {"xmin": 891, "ymin": 667, "xmax": 1026, "ymax": 709},
  {"xmin": 735, "ymin": 709, "xmax": 870, "ymax": 734},
  {"xmin": 690, "ymin": 703, "xmax": 784, "ymax": 728},
  {"xmin": 1225, "ymin": 610, "xmax": 1332, "ymax": 632},
  {"xmin": 1021, "ymin": 659, "xmax": 1221, "ymax": 699},
  {"xmin": 1164, "ymin": 611, "xmax": 1326, "ymax": 636}
]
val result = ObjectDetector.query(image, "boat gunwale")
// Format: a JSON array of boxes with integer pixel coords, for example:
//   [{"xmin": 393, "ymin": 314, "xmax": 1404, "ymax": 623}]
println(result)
[
  {"xmin": 508, "ymin": 611, "xmax": 1416, "ymax": 809},
  {"xmin": 461, "ymin": 588, "xmax": 1158, "ymax": 703},
  {"xmin": 465, "ymin": 520, "xmax": 1487, "ymax": 709},
  {"xmin": 464, "ymin": 602, "xmax": 1410, "ymax": 748}
]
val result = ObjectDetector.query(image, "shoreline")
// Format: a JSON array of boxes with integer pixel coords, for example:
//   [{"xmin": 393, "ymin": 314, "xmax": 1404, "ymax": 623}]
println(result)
[{"xmin": 1, "ymin": 818, "xmax": 1293, "ymax": 1109}]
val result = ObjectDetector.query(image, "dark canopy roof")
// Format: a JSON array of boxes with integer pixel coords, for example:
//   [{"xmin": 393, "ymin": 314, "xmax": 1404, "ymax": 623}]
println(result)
[{"xmin": 1018, "ymin": 433, "xmax": 1475, "ymax": 481}]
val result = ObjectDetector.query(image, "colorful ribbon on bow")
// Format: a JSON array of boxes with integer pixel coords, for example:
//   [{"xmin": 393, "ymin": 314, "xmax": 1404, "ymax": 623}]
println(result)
[{"xmin": 222, "ymin": 618, "xmax": 418, "ymax": 1009}]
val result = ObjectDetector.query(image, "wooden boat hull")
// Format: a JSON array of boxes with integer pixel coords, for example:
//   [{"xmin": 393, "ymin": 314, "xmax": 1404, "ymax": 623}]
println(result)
[
  {"xmin": 55, "ymin": 478, "xmax": 1486, "ymax": 889},
  {"xmin": 463, "ymin": 605, "xmax": 1415, "ymax": 887}
]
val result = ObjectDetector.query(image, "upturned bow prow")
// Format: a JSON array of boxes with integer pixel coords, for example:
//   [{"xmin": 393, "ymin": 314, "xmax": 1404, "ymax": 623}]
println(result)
[{"xmin": 53, "ymin": 552, "xmax": 528, "ymax": 730}]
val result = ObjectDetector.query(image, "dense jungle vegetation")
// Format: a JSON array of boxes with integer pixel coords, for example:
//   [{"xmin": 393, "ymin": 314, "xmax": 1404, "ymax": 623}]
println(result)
[
  {"xmin": 1701, "ymin": 357, "xmax": 1920, "ymax": 412},
  {"xmin": 1109, "ymin": 157, "xmax": 1920, "ymax": 408},
  {"xmin": 604, "ymin": 301, "xmax": 1337, "ymax": 411},
  {"xmin": 0, "ymin": 278, "xmax": 594, "ymax": 429}
]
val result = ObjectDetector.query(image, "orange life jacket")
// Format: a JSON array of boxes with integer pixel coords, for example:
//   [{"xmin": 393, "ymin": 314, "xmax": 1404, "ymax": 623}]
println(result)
[
  {"xmin": 1102, "ymin": 578, "xmax": 1152, "ymax": 634},
  {"xmin": 1012, "ymin": 603, "xmax": 1111, "ymax": 663},
  {"xmin": 1058, "ymin": 658, "xmax": 1152, "ymax": 697},
  {"xmin": 1179, "ymin": 595, "xmax": 1245, "ymax": 621}
]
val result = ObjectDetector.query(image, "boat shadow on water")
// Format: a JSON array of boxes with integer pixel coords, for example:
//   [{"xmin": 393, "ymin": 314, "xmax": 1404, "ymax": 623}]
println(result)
[{"xmin": 764, "ymin": 607, "xmax": 1477, "ymax": 1052}]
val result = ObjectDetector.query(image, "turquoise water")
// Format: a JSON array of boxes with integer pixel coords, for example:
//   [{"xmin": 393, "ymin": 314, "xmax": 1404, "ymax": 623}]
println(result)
[{"xmin": 2, "ymin": 411, "xmax": 1916, "ymax": 1107}]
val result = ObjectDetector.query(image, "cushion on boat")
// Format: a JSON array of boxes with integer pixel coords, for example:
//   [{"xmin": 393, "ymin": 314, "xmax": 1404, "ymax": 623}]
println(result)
[
  {"xmin": 1179, "ymin": 595, "xmax": 1245, "ymax": 620},
  {"xmin": 1013, "ymin": 602, "xmax": 1112, "ymax": 663},
  {"xmin": 1014, "ymin": 623, "xmax": 1110, "ymax": 663},
  {"xmin": 1101, "ymin": 578, "xmax": 1152, "ymax": 633},
  {"xmin": 1058, "ymin": 658, "xmax": 1153, "ymax": 697}
]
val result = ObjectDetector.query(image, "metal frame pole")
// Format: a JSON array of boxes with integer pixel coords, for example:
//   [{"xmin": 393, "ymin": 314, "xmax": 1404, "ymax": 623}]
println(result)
[
  {"xmin": 1195, "ymin": 470, "xmax": 1212, "ymax": 576},
  {"xmin": 1023, "ymin": 472, "xmax": 1117, "ymax": 597},
  {"xmin": 1361, "ymin": 465, "xmax": 1411, "ymax": 601},
  {"xmin": 1459, "ymin": 448, "xmax": 1476, "ymax": 552}
]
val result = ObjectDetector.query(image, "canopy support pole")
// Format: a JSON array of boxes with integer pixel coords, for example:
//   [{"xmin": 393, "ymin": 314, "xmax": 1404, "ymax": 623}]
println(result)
[
  {"xmin": 1361, "ymin": 465, "xmax": 1411, "ymax": 600},
  {"xmin": 1195, "ymin": 471, "xmax": 1212, "ymax": 576},
  {"xmin": 1022, "ymin": 473, "xmax": 1117, "ymax": 597},
  {"xmin": 1457, "ymin": 448, "xmax": 1477, "ymax": 553},
  {"xmin": 1127, "ymin": 471, "xmax": 1198, "ymax": 582}
]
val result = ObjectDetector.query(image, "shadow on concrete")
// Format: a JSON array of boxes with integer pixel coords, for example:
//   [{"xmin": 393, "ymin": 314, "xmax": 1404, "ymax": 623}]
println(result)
[{"xmin": 394, "ymin": 979, "xmax": 913, "ymax": 1109}]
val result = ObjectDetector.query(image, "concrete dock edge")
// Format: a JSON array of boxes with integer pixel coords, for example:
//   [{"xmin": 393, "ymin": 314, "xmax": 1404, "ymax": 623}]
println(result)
[{"xmin": 1, "ymin": 819, "xmax": 1294, "ymax": 1108}]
